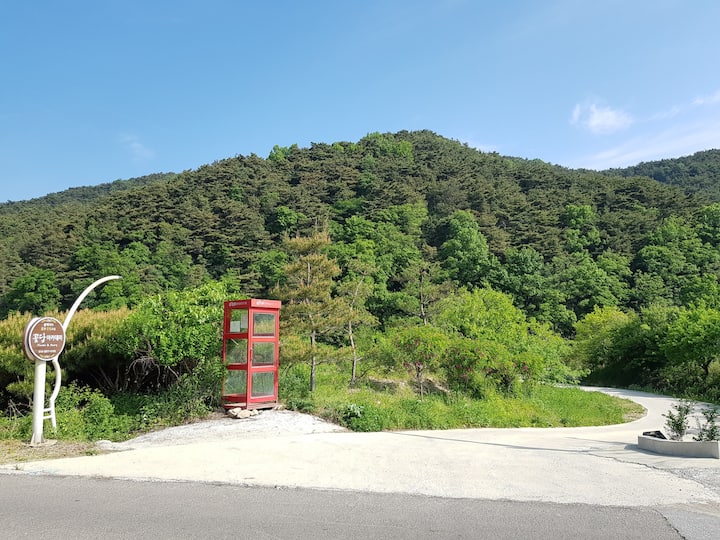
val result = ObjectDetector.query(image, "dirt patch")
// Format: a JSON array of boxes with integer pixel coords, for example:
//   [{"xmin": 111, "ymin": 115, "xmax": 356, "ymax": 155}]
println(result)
[
  {"xmin": 0, "ymin": 439, "xmax": 103, "ymax": 465},
  {"xmin": 620, "ymin": 399, "xmax": 647, "ymax": 423}
]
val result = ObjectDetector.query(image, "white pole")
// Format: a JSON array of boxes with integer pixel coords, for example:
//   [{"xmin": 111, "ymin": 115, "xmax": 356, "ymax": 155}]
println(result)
[
  {"xmin": 30, "ymin": 360, "xmax": 47, "ymax": 445},
  {"xmin": 47, "ymin": 356, "xmax": 61, "ymax": 430}
]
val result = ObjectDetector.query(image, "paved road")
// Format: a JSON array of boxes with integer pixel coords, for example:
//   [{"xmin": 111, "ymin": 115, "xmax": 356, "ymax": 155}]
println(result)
[
  {"xmin": 3, "ymin": 387, "xmax": 720, "ymax": 538},
  {"xmin": 0, "ymin": 475, "xmax": 686, "ymax": 539}
]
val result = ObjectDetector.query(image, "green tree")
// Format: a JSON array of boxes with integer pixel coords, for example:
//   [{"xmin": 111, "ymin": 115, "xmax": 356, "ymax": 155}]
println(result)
[
  {"xmin": 276, "ymin": 231, "xmax": 342, "ymax": 391},
  {"xmin": 562, "ymin": 204, "xmax": 601, "ymax": 254},
  {"xmin": 370, "ymin": 324, "xmax": 450, "ymax": 398},
  {"xmin": 438, "ymin": 210, "xmax": 501, "ymax": 288},
  {"xmin": 570, "ymin": 306, "xmax": 634, "ymax": 374},
  {"xmin": 433, "ymin": 288, "xmax": 570, "ymax": 392},
  {"xmin": 633, "ymin": 216, "xmax": 719, "ymax": 307},
  {"xmin": 334, "ymin": 259, "xmax": 377, "ymax": 385},
  {"xmin": 550, "ymin": 252, "xmax": 624, "ymax": 319},
  {"xmin": 662, "ymin": 306, "xmax": 720, "ymax": 379},
  {"xmin": 0, "ymin": 267, "xmax": 61, "ymax": 317},
  {"xmin": 110, "ymin": 281, "xmax": 227, "ymax": 391}
]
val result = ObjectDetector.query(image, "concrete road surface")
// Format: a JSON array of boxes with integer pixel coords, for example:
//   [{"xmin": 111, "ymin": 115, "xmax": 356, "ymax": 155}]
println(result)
[{"xmin": 3, "ymin": 387, "xmax": 720, "ymax": 538}]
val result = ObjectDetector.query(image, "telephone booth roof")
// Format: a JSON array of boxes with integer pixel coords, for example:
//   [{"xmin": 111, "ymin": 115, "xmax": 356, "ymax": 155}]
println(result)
[{"xmin": 225, "ymin": 298, "xmax": 281, "ymax": 310}]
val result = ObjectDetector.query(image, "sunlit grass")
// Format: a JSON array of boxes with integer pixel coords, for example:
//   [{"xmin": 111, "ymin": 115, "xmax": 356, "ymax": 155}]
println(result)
[{"xmin": 283, "ymin": 364, "xmax": 645, "ymax": 432}]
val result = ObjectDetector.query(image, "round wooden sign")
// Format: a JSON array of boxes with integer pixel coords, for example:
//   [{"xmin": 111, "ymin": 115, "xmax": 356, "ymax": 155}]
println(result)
[{"xmin": 23, "ymin": 317, "xmax": 66, "ymax": 362}]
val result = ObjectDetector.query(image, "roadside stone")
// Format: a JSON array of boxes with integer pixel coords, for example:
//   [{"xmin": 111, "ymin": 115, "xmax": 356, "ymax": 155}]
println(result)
[{"xmin": 227, "ymin": 408, "xmax": 254, "ymax": 419}]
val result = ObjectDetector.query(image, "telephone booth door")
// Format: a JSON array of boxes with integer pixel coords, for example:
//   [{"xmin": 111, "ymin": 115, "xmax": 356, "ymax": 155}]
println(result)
[{"xmin": 222, "ymin": 299, "xmax": 281, "ymax": 410}]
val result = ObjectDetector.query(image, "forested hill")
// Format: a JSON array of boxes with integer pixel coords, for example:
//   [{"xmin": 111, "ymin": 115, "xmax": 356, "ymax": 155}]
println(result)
[
  {"xmin": 604, "ymin": 149, "xmax": 720, "ymax": 199},
  {"xmin": 1, "ymin": 130, "xmax": 719, "ymax": 335}
]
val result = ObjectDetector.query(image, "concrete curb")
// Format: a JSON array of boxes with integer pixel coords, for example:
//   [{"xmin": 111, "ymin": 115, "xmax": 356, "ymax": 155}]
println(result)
[{"xmin": 638, "ymin": 434, "xmax": 720, "ymax": 459}]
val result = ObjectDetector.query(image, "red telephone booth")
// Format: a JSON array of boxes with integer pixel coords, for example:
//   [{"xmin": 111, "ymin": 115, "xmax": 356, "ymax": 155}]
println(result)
[{"xmin": 222, "ymin": 298, "xmax": 281, "ymax": 410}]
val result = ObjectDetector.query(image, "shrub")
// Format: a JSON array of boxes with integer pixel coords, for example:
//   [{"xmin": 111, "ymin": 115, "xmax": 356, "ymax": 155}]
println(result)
[
  {"xmin": 138, "ymin": 356, "xmax": 224, "ymax": 427},
  {"xmin": 53, "ymin": 382, "xmax": 140, "ymax": 441},
  {"xmin": 663, "ymin": 400, "xmax": 693, "ymax": 440},
  {"xmin": 694, "ymin": 406, "xmax": 720, "ymax": 441},
  {"xmin": 365, "ymin": 325, "xmax": 450, "ymax": 398},
  {"xmin": 110, "ymin": 282, "xmax": 226, "ymax": 391},
  {"xmin": 338, "ymin": 402, "xmax": 385, "ymax": 432}
]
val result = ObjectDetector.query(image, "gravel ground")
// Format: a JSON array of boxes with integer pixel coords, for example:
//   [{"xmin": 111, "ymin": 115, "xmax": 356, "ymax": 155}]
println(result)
[
  {"xmin": 97, "ymin": 409, "xmax": 348, "ymax": 451},
  {"xmin": 675, "ymin": 468, "xmax": 720, "ymax": 496}
]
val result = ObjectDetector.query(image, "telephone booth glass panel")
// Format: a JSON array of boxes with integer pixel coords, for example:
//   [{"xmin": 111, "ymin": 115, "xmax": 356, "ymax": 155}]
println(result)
[
  {"xmin": 252, "ymin": 342, "xmax": 275, "ymax": 366},
  {"xmin": 224, "ymin": 370, "xmax": 247, "ymax": 395},
  {"xmin": 253, "ymin": 312, "xmax": 276, "ymax": 336},
  {"xmin": 230, "ymin": 309, "xmax": 248, "ymax": 333},
  {"xmin": 225, "ymin": 339, "xmax": 248, "ymax": 365},
  {"xmin": 251, "ymin": 372, "xmax": 275, "ymax": 397}
]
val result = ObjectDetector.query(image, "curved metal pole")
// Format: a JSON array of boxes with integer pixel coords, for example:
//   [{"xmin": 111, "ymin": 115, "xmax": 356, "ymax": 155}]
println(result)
[
  {"xmin": 63, "ymin": 275, "xmax": 122, "ymax": 331},
  {"xmin": 39, "ymin": 276, "xmax": 122, "ymax": 440},
  {"xmin": 47, "ymin": 356, "xmax": 61, "ymax": 430}
]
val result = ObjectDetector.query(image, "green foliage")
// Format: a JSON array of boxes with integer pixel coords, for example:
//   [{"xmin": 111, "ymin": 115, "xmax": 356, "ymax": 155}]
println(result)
[
  {"xmin": 0, "ymin": 312, "xmax": 36, "ymax": 407},
  {"xmin": 277, "ymin": 231, "xmax": 343, "ymax": 391},
  {"xmin": 278, "ymin": 364, "xmax": 315, "ymax": 412},
  {"xmin": 694, "ymin": 406, "xmax": 720, "ymax": 441},
  {"xmin": 53, "ymin": 382, "xmax": 140, "ymax": 441},
  {"xmin": 308, "ymin": 364, "xmax": 641, "ymax": 432},
  {"xmin": 663, "ymin": 400, "xmax": 693, "ymax": 441},
  {"xmin": 434, "ymin": 289, "xmax": 573, "ymax": 392},
  {"xmin": 3, "ymin": 131, "xmax": 720, "ymax": 412},
  {"xmin": 0, "ymin": 268, "xmax": 61, "ymax": 318},
  {"xmin": 378, "ymin": 325, "xmax": 450, "ymax": 397},
  {"xmin": 570, "ymin": 305, "xmax": 682, "ymax": 389},
  {"xmin": 571, "ymin": 306, "xmax": 634, "ymax": 373},
  {"xmin": 443, "ymin": 337, "xmax": 514, "ymax": 397},
  {"xmin": 110, "ymin": 282, "xmax": 227, "ymax": 391},
  {"xmin": 137, "ymin": 356, "xmax": 223, "ymax": 427},
  {"xmin": 438, "ymin": 210, "xmax": 500, "ymax": 288},
  {"xmin": 59, "ymin": 308, "xmax": 131, "ymax": 392},
  {"xmin": 662, "ymin": 306, "xmax": 720, "ymax": 377}
]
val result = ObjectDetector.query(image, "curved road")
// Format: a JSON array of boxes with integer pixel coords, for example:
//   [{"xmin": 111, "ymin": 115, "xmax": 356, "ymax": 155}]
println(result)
[{"xmin": 3, "ymin": 387, "xmax": 720, "ymax": 538}]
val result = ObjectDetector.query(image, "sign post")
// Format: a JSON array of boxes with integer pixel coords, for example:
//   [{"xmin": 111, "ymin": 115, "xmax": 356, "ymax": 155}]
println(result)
[
  {"xmin": 23, "ymin": 275, "xmax": 121, "ymax": 446},
  {"xmin": 23, "ymin": 317, "xmax": 66, "ymax": 445}
]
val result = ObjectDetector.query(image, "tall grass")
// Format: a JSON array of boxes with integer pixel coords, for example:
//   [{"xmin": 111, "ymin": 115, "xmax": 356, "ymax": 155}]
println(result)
[{"xmin": 282, "ymin": 364, "xmax": 644, "ymax": 432}]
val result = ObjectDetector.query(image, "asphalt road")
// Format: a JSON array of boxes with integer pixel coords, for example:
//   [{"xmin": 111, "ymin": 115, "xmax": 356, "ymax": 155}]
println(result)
[{"xmin": 1, "ymin": 475, "xmax": 684, "ymax": 539}]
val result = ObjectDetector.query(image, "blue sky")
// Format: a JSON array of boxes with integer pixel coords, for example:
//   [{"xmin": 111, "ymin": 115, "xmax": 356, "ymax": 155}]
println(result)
[{"xmin": 2, "ymin": 0, "xmax": 719, "ymax": 202}]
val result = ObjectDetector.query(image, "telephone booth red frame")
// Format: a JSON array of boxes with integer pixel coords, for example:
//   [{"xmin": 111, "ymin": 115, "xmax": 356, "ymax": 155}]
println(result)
[{"xmin": 222, "ymin": 299, "xmax": 281, "ymax": 410}]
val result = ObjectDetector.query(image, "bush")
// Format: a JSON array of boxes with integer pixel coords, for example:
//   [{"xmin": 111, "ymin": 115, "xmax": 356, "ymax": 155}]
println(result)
[
  {"xmin": 663, "ymin": 400, "xmax": 693, "ymax": 440},
  {"xmin": 53, "ymin": 382, "xmax": 141, "ymax": 441},
  {"xmin": 694, "ymin": 406, "xmax": 720, "ymax": 441},
  {"xmin": 279, "ymin": 365, "xmax": 315, "ymax": 412},
  {"xmin": 138, "ymin": 356, "xmax": 223, "ymax": 428},
  {"xmin": 434, "ymin": 288, "xmax": 572, "ymax": 394},
  {"xmin": 337, "ymin": 402, "xmax": 386, "ymax": 432},
  {"xmin": 109, "ymin": 282, "xmax": 227, "ymax": 391},
  {"xmin": 364, "ymin": 325, "xmax": 450, "ymax": 398}
]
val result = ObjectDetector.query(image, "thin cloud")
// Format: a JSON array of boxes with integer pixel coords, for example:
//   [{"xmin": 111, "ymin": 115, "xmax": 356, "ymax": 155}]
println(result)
[
  {"xmin": 120, "ymin": 134, "xmax": 155, "ymax": 161},
  {"xmin": 572, "ymin": 118, "xmax": 720, "ymax": 170},
  {"xmin": 693, "ymin": 89, "xmax": 720, "ymax": 106},
  {"xmin": 571, "ymin": 102, "xmax": 634, "ymax": 135},
  {"xmin": 461, "ymin": 138, "xmax": 498, "ymax": 153}
]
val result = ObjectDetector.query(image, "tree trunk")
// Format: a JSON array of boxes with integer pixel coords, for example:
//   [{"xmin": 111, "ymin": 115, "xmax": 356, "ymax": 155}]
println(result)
[
  {"xmin": 310, "ymin": 329, "xmax": 317, "ymax": 392},
  {"xmin": 703, "ymin": 358, "xmax": 712, "ymax": 377},
  {"xmin": 419, "ymin": 270, "xmax": 428, "ymax": 326},
  {"xmin": 349, "ymin": 320, "xmax": 357, "ymax": 386}
]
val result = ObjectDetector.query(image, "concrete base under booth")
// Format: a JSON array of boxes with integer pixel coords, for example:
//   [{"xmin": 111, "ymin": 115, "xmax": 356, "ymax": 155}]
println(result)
[
  {"xmin": 637, "ymin": 434, "xmax": 720, "ymax": 459},
  {"xmin": 222, "ymin": 401, "xmax": 278, "ymax": 411}
]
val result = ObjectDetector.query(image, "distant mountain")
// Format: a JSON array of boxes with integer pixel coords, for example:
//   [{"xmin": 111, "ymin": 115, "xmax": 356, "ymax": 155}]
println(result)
[
  {"xmin": 0, "ymin": 130, "xmax": 716, "ymax": 320},
  {"xmin": 603, "ymin": 149, "xmax": 720, "ymax": 200},
  {"xmin": 1, "ymin": 172, "xmax": 176, "ymax": 209}
]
